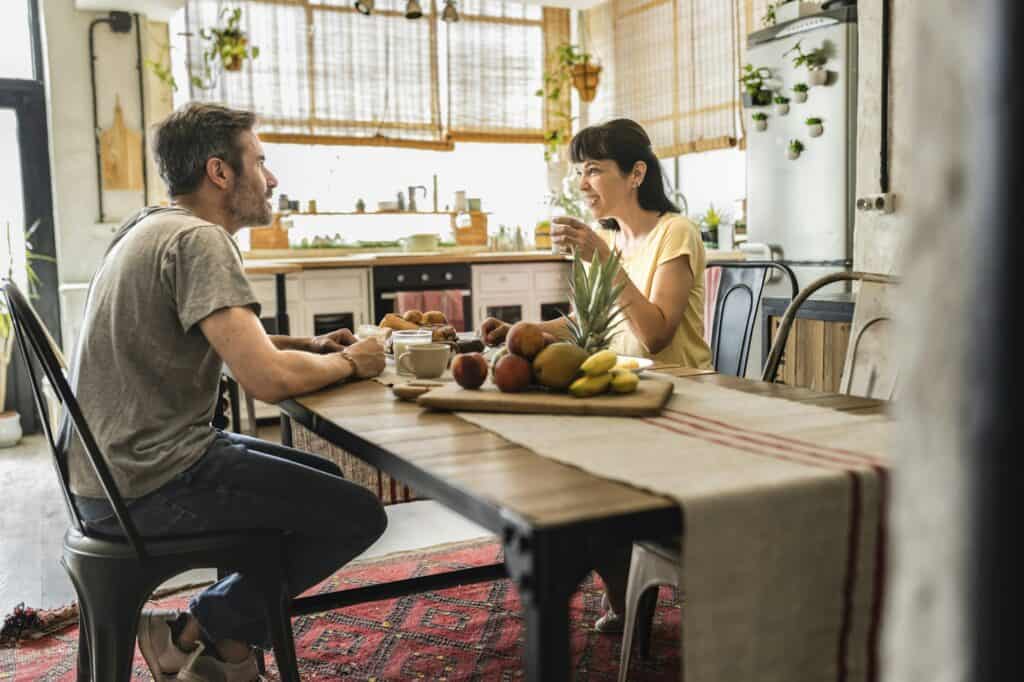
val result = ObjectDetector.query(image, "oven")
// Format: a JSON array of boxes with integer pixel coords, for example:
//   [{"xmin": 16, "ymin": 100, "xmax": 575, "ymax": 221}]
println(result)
[{"xmin": 372, "ymin": 263, "xmax": 474, "ymax": 332}]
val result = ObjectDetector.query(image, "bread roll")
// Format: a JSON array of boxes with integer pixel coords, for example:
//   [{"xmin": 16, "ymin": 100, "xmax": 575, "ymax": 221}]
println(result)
[{"xmin": 422, "ymin": 310, "xmax": 448, "ymax": 325}]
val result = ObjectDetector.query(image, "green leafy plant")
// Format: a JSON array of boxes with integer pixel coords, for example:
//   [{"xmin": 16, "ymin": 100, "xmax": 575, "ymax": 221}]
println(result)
[
  {"xmin": 784, "ymin": 40, "xmax": 827, "ymax": 70},
  {"xmin": 805, "ymin": 117, "xmax": 823, "ymax": 125},
  {"xmin": 148, "ymin": 7, "xmax": 260, "ymax": 91},
  {"xmin": 739, "ymin": 64, "xmax": 773, "ymax": 105},
  {"xmin": 793, "ymin": 83, "xmax": 809, "ymax": 93},
  {"xmin": 536, "ymin": 44, "xmax": 593, "ymax": 161},
  {"xmin": 774, "ymin": 95, "xmax": 790, "ymax": 105},
  {"xmin": 752, "ymin": 112, "xmax": 768, "ymax": 122},
  {"xmin": 761, "ymin": 2, "xmax": 777, "ymax": 27},
  {"xmin": 789, "ymin": 139, "xmax": 805, "ymax": 154}
]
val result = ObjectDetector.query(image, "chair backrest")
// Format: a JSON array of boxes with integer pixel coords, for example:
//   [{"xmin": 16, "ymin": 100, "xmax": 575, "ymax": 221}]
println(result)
[
  {"xmin": 761, "ymin": 271, "xmax": 900, "ymax": 399},
  {"xmin": 2, "ymin": 280, "xmax": 149, "ymax": 559},
  {"xmin": 707, "ymin": 261, "xmax": 798, "ymax": 377}
]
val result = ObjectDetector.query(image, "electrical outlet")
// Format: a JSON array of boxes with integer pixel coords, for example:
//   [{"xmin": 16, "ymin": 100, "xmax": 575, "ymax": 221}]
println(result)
[{"xmin": 855, "ymin": 193, "xmax": 895, "ymax": 214}]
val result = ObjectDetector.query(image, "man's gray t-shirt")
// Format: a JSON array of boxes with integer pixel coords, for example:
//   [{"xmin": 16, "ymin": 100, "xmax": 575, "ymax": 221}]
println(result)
[{"xmin": 65, "ymin": 207, "xmax": 259, "ymax": 499}]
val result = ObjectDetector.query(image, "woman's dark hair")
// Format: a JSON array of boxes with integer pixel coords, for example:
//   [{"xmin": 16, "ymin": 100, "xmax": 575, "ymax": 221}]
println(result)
[
  {"xmin": 570, "ymin": 118, "xmax": 680, "ymax": 230},
  {"xmin": 153, "ymin": 102, "xmax": 256, "ymax": 196}
]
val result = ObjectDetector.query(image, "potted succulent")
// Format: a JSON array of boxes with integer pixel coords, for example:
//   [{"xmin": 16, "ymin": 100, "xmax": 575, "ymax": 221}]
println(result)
[
  {"xmin": 752, "ymin": 112, "xmax": 769, "ymax": 131},
  {"xmin": 739, "ymin": 64, "xmax": 774, "ymax": 107},
  {"xmin": 697, "ymin": 204, "xmax": 729, "ymax": 247},
  {"xmin": 787, "ymin": 139, "xmax": 805, "ymax": 160},
  {"xmin": 148, "ymin": 7, "xmax": 260, "ymax": 91},
  {"xmin": 774, "ymin": 95, "xmax": 791, "ymax": 115},
  {"xmin": 806, "ymin": 117, "xmax": 824, "ymax": 137},
  {"xmin": 792, "ymin": 82, "xmax": 809, "ymax": 103},
  {"xmin": 785, "ymin": 40, "xmax": 829, "ymax": 86}
]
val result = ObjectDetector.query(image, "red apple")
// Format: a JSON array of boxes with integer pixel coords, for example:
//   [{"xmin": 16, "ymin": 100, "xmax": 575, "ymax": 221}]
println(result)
[{"xmin": 493, "ymin": 353, "xmax": 532, "ymax": 393}]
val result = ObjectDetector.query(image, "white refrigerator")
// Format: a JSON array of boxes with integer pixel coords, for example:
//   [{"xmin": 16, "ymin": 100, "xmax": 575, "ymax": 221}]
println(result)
[{"xmin": 742, "ymin": 6, "xmax": 858, "ymax": 374}]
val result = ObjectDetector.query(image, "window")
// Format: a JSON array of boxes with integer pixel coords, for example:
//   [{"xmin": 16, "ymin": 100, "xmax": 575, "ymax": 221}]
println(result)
[{"xmin": 0, "ymin": 0, "xmax": 33, "ymax": 80}]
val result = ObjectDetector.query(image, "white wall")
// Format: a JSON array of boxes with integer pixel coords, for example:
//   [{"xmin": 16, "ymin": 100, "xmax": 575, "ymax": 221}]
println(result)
[{"xmin": 40, "ymin": 0, "xmax": 171, "ymax": 348}]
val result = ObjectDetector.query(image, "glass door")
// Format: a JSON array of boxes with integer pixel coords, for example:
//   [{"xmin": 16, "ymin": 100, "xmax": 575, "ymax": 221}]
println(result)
[{"xmin": 1, "ymin": 0, "xmax": 60, "ymax": 432}]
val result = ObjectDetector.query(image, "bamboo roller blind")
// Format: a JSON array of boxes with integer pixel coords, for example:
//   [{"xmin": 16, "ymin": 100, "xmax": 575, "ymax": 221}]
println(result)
[
  {"xmin": 186, "ymin": 0, "xmax": 554, "ymax": 148},
  {"xmin": 445, "ymin": 0, "xmax": 547, "ymax": 143},
  {"xmin": 582, "ymin": 0, "xmax": 772, "ymax": 157}
]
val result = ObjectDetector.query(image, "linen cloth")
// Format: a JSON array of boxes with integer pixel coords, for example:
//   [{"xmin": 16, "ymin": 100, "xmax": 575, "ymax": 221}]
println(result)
[{"xmin": 454, "ymin": 376, "xmax": 890, "ymax": 682}]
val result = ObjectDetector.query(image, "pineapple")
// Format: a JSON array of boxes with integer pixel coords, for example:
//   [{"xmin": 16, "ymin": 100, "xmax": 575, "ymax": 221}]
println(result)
[{"xmin": 563, "ymin": 248, "xmax": 628, "ymax": 354}]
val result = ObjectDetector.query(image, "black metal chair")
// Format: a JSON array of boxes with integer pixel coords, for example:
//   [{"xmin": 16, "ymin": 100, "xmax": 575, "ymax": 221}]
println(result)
[
  {"xmin": 761, "ymin": 271, "xmax": 901, "ymax": 398},
  {"xmin": 706, "ymin": 260, "xmax": 798, "ymax": 376},
  {"xmin": 1, "ymin": 281, "xmax": 301, "ymax": 682}
]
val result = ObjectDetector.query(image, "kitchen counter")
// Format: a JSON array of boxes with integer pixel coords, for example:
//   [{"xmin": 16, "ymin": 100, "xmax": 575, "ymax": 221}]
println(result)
[{"xmin": 243, "ymin": 248, "xmax": 746, "ymax": 272}]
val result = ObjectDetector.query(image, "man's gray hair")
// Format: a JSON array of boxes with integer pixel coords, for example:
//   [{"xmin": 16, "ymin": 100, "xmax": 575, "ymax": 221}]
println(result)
[{"xmin": 152, "ymin": 102, "xmax": 257, "ymax": 197}]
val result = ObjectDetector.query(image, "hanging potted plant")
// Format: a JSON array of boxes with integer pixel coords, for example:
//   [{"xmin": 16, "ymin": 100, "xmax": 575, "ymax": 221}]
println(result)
[
  {"xmin": 739, "ymin": 64, "xmax": 774, "ymax": 107},
  {"xmin": 787, "ymin": 139, "xmax": 805, "ymax": 160},
  {"xmin": 147, "ymin": 7, "xmax": 260, "ymax": 91},
  {"xmin": 792, "ymin": 82, "xmax": 809, "ymax": 103},
  {"xmin": 536, "ymin": 44, "xmax": 600, "ymax": 162},
  {"xmin": 752, "ymin": 112, "xmax": 769, "ymax": 131},
  {"xmin": 785, "ymin": 40, "xmax": 829, "ymax": 87},
  {"xmin": 806, "ymin": 117, "xmax": 824, "ymax": 137},
  {"xmin": 774, "ymin": 95, "xmax": 791, "ymax": 115}
]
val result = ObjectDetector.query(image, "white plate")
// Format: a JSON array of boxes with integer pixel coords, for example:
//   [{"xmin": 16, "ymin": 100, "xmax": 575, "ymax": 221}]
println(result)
[{"xmin": 616, "ymin": 356, "xmax": 654, "ymax": 374}]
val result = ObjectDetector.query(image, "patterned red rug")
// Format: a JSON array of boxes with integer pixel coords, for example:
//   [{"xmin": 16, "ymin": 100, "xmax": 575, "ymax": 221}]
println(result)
[{"xmin": 0, "ymin": 539, "xmax": 680, "ymax": 680}]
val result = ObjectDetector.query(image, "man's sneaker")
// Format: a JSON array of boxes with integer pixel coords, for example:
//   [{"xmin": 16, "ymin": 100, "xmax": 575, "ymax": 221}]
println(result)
[
  {"xmin": 594, "ymin": 592, "xmax": 624, "ymax": 633},
  {"xmin": 175, "ymin": 642, "xmax": 262, "ymax": 682},
  {"xmin": 137, "ymin": 610, "xmax": 197, "ymax": 679}
]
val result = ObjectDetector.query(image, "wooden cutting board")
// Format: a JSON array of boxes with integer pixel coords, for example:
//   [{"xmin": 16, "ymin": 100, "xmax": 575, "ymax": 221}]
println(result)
[
  {"xmin": 416, "ymin": 378, "xmax": 674, "ymax": 416},
  {"xmin": 100, "ymin": 98, "xmax": 143, "ymax": 191}
]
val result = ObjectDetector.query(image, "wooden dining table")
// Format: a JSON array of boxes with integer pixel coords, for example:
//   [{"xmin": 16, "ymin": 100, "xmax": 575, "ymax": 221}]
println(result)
[{"xmin": 277, "ymin": 368, "xmax": 886, "ymax": 680}]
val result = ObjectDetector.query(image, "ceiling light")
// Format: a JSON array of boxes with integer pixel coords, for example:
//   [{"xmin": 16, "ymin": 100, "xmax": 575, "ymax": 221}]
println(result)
[
  {"xmin": 354, "ymin": 0, "xmax": 374, "ymax": 15},
  {"xmin": 441, "ymin": 0, "xmax": 459, "ymax": 22},
  {"xmin": 405, "ymin": 0, "xmax": 423, "ymax": 19}
]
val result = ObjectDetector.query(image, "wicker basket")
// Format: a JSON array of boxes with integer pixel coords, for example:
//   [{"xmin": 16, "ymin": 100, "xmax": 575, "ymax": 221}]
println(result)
[
  {"xmin": 571, "ymin": 60, "xmax": 603, "ymax": 103},
  {"xmin": 451, "ymin": 211, "xmax": 488, "ymax": 246}
]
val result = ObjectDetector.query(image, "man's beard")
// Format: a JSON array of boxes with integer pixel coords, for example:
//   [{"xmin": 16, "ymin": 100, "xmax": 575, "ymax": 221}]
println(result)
[{"xmin": 227, "ymin": 179, "xmax": 272, "ymax": 227}]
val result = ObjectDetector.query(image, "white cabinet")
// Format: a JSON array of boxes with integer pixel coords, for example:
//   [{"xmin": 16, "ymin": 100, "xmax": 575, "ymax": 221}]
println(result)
[
  {"xmin": 300, "ymin": 269, "xmax": 371, "ymax": 336},
  {"xmin": 247, "ymin": 274, "xmax": 306, "ymax": 337},
  {"xmin": 471, "ymin": 262, "xmax": 572, "ymax": 326}
]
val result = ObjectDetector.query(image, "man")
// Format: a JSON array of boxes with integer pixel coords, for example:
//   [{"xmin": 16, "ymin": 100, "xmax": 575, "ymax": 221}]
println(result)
[{"xmin": 65, "ymin": 102, "xmax": 388, "ymax": 682}]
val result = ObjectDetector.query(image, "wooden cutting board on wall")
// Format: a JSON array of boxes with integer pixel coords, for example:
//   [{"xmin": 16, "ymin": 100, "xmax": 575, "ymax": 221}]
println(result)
[
  {"xmin": 417, "ymin": 379, "xmax": 674, "ymax": 416},
  {"xmin": 100, "ymin": 97, "xmax": 143, "ymax": 191}
]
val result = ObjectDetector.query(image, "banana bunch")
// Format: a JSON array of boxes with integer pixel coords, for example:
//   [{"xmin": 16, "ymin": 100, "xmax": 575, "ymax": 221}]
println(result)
[{"xmin": 569, "ymin": 350, "xmax": 640, "ymax": 397}]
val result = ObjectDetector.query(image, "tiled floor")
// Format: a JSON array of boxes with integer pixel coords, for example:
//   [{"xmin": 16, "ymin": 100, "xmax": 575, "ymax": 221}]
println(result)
[{"xmin": 0, "ymin": 426, "xmax": 491, "ymax": 614}]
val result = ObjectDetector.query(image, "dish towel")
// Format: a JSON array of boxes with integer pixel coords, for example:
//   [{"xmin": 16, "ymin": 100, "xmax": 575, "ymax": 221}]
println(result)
[
  {"xmin": 704, "ymin": 266, "xmax": 723, "ymax": 343},
  {"xmin": 395, "ymin": 290, "xmax": 466, "ymax": 331}
]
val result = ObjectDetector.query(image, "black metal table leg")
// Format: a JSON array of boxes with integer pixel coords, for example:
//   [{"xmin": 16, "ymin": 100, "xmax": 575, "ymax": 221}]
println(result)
[
  {"xmin": 275, "ymin": 273, "xmax": 290, "ymax": 336},
  {"xmin": 280, "ymin": 414, "xmax": 293, "ymax": 447},
  {"xmin": 503, "ymin": 518, "xmax": 592, "ymax": 681}
]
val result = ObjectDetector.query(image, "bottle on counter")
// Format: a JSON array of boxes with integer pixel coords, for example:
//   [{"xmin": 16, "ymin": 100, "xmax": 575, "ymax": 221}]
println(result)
[
  {"xmin": 278, "ymin": 193, "xmax": 290, "ymax": 211},
  {"xmin": 356, "ymin": 198, "xmax": 366, "ymax": 213}
]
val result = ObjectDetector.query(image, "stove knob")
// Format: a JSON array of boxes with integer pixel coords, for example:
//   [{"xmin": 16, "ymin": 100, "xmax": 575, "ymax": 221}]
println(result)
[
  {"xmin": 396, "ymin": 274, "xmax": 405, "ymax": 283},
  {"xmin": 421, "ymin": 273, "xmax": 430, "ymax": 282},
  {"xmin": 444, "ymin": 272, "xmax": 453, "ymax": 281}
]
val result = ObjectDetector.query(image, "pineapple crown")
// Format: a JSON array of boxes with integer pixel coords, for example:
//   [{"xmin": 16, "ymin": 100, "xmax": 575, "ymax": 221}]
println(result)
[{"xmin": 564, "ymin": 248, "xmax": 628, "ymax": 354}]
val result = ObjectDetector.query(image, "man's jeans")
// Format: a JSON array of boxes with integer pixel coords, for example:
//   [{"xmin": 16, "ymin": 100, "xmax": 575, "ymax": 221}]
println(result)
[{"xmin": 73, "ymin": 432, "xmax": 388, "ymax": 647}]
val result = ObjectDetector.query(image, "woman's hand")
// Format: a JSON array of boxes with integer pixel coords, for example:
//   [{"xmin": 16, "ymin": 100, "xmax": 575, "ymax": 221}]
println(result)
[
  {"xmin": 341, "ymin": 337, "xmax": 386, "ymax": 378},
  {"xmin": 479, "ymin": 317, "xmax": 510, "ymax": 346},
  {"xmin": 309, "ymin": 328, "xmax": 357, "ymax": 353},
  {"xmin": 551, "ymin": 217, "xmax": 611, "ymax": 263}
]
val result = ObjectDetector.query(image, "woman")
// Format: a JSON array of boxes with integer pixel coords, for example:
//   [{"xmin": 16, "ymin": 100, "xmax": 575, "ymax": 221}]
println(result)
[{"xmin": 479, "ymin": 118, "xmax": 712, "ymax": 630}]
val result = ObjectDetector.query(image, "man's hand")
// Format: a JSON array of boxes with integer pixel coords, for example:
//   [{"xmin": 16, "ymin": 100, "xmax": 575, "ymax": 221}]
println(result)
[
  {"xmin": 309, "ymin": 328, "xmax": 358, "ymax": 354},
  {"xmin": 479, "ymin": 317, "xmax": 510, "ymax": 346},
  {"xmin": 342, "ymin": 337, "xmax": 386, "ymax": 379}
]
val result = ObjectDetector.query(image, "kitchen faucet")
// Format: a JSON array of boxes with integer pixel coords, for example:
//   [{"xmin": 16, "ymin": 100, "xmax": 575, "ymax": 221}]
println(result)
[{"xmin": 407, "ymin": 185, "xmax": 427, "ymax": 212}]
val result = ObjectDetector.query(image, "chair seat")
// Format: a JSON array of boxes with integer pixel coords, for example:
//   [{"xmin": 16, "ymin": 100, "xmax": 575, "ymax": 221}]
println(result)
[{"xmin": 64, "ymin": 526, "xmax": 284, "ymax": 560}]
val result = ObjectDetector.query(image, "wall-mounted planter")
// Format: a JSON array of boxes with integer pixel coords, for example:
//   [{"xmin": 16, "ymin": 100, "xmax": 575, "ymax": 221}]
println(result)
[
  {"xmin": 752, "ymin": 114, "xmax": 768, "ymax": 131},
  {"xmin": 808, "ymin": 68, "xmax": 829, "ymax": 86},
  {"xmin": 792, "ymin": 84, "xmax": 809, "ymax": 103},
  {"xmin": 774, "ymin": 97, "xmax": 790, "ymax": 115},
  {"xmin": 806, "ymin": 118, "xmax": 824, "ymax": 137},
  {"xmin": 787, "ymin": 140, "xmax": 804, "ymax": 160},
  {"xmin": 742, "ymin": 90, "xmax": 774, "ymax": 108}
]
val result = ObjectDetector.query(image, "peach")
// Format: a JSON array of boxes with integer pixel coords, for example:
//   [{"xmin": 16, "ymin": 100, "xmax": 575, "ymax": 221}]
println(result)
[
  {"xmin": 493, "ymin": 353, "xmax": 532, "ymax": 393},
  {"xmin": 506, "ymin": 322, "xmax": 546, "ymax": 359},
  {"xmin": 452, "ymin": 353, "xmax": 488, "ymax": 390}
]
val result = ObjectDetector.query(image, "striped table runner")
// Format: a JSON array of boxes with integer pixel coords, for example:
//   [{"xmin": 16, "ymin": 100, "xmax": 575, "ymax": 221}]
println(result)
[{"xmin": 454, "ymin": 377, "xmax": 891, "ymax": 682}]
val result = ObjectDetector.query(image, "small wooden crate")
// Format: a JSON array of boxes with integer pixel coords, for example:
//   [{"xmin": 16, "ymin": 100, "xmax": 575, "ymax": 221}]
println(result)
[
  {"xmin": 249, "ymin": 214, "xmax": 290, "ymax": 250},
  {"xmin": 451, "ymin": 212, "xmax": 488, "ymax": 246}
]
